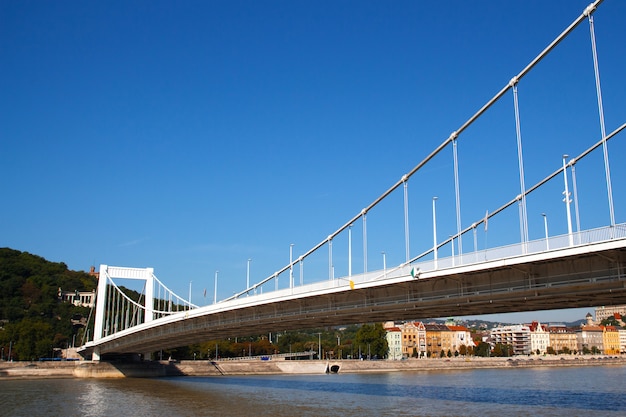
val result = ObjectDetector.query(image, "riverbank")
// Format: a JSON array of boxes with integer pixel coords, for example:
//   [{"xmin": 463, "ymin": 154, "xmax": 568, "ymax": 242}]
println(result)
[{"xmin": 2, "ymin": 355, "xmax": 626, "ymax": 379}]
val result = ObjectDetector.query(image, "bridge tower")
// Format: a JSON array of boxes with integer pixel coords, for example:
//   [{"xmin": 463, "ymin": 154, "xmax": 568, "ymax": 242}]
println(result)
[{"xmin": 92, "ymin": 265, "xmax": 155, "ymax": 360}]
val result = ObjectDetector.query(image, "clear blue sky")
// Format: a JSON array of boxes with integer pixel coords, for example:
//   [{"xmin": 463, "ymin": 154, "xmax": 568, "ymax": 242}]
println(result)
[{"xmin": 2, "ymin": 1, "xmax": 625, "ymax": 324}]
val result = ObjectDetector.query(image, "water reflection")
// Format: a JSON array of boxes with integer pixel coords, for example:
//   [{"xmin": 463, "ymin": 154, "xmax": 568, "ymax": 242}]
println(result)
[{"xmin": 1, "ymin": 366, "xmax": 625, "ymax": 417}]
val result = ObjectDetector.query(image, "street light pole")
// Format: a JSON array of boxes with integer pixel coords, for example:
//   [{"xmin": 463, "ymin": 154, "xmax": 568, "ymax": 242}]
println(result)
[
  {"xmin": 562, "ymin": 155, "xmax": 574, "ymax": 246},
  {"xmin": 247, "ymin": 258, "xmax": 251, "ymax": 296},
  {"xmin": 432, "ymin": 197, "xmax": 438, "ymax": 269},
  {"xmin": 348, "ymin": 224, "xmax": 352, "ymax": 278},
  {"xmin": 450, "ymin": 236, "xmax": 455, "ymax": 266},
  {"xmin": 317, "ymin": 333, "xmax": 322, "ymax": 360},
  {"xmin": 289, "ymin": 244, "xmax": 294, "ymax": 288},
  {"xmin": 542, "ymin": 213, "xmax": 549, "ymax": 250},
  {"xmin": 214, "ymin": 271, "xmax": 219, "ymax": 304},
  {"xmin": 381, "ymin": 251, "xmax": 386, "ymax": 278}
]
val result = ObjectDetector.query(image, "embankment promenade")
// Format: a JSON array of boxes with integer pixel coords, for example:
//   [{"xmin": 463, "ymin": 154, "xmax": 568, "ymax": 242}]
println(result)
[{"xmin": 2, "ymin": 355, "xmax": 626, "ymax": 379}]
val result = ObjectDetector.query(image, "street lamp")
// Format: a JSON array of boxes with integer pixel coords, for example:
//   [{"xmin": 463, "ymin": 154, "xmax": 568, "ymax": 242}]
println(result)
[
  {"xmin": 348, "ymin": 224, "xmax": 353, "ymax": 278},
  {"xmin": 290, "ymin": 244, "xmax": 294, "ymax": 288},
  {"xmin": 450, "ymin": 235, "xmax": 455, "ymax": 266},
  {"xmin": 246, "ymin": 258, "xmax": 251, "ymax": 296},
  {"xmin": 562, "ymin": 155, "xmax": 574, "ymax": 246},
  {"xmin": 381, "ymin": 251, "xmax": 386, "ymax": 278},
  {"xmin": 317, "ymin": 332, "xmax": 322, "ymax": 361},
  {"xmin": 542, "ymin": 213, "xmax": 549, "ymax": 250},
  {"xmin": 214, "ymin": 271, "xmax": 219, "ymax": 304},
  {"xmin": 432, "ymin": 197, "xmax": 438, "ymax": 269}
]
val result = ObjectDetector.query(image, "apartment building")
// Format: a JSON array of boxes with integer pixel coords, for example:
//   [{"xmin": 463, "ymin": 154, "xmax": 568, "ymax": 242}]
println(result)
[
  {"xmin": 386, "ymin": 326, "xmax": 403, "ymax": 360},
  {"xmin": 603, "ymin": 326, "xmax": 620, "ymax": 355},
  {"xmin": 447, "ymin": 325, "xmax": 475, "ymax": 354},
  {"xmin": 595, "ymin": 305, "xmax": 626, "ymax": 323},
  {"xmin": 527, "ymin": 321, "xmax": 550, "ymax": 354},
  {"xmin": 401, "ymin": 321, "xmax": 426, "ymax": 358},
  {"xmin": 424, "ymin": 323, "xmax": 451, "ymax": 357},
  {"xmin": 619, "ymin": 329, "xmax": 626, "ymax": 354},
  {"xmin": 491, "ymin": 324, "xmax": 531, "ymax": 355},
  {"xmin": 548, "ymin": 325, "xmax": 578, "ymax": 353},
  {"xmin": 577, "ymin": 325, "xmax": 604, "ymax": 353}
]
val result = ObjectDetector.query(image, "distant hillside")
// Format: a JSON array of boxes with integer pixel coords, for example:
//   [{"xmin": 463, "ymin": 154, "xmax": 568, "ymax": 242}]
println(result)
[{"xmin": 0, "ymin": 248, "xmax": 97, "ymax": 360}]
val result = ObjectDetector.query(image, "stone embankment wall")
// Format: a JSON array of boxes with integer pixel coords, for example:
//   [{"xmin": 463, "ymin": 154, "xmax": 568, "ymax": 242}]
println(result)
[
  {"xmin": 1, "ymin": 356, "xmax": 625, "ymax": 379},
  {"xmin": 0, "ymin": 361, "xmax": 78, "ymax": 378}
]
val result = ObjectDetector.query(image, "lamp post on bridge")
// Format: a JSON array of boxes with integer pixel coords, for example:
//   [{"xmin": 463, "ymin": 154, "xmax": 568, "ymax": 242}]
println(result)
[
  {"xmin": 450, "ymin": 236, "xmax": 455, "ymax": 267},
  {"xmin": 214, "ymin": 270, "xmax": 219, "ymax": 304},
  {"xmin": 432, "ymin": 197, "xmax": 438, "ymax": 269},
  {"xmin": 290, "ymin": 243, "xmax": 294, "ymax": 288},
  {"xmin": 348, "ymin": 224, "xmax": 352, "ymax": 278},
  {"xmin": 542, "ymin": 213, "xmax": 549, "ymax": 250},
  {"xmin": 381, "ymin": 251, "xmax": 386, "ymax": 278},
  {"xmin": 247, "ymin": 258, "xmax": 251, "ymax": 296},
  {"xmin": 562, "ymin": 155, "xmax": 574, "ymax": 247}
]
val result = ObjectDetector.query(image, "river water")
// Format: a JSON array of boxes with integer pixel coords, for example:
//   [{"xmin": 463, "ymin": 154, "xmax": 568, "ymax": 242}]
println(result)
[{"xmin": 2, "ymin": 365, "xmax": 626, "ymax": 416}]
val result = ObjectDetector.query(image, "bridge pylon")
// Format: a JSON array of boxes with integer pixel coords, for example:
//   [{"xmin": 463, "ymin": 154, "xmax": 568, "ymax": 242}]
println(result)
[{"xmin": 92, "ymin": 265, "xmax": 155, "ymax": 360}]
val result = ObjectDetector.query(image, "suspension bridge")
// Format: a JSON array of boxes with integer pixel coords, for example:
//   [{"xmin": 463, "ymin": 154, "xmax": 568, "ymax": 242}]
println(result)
[{"xmin": 78, "ymin": 0, "xmax": 626, "ymax": 360}]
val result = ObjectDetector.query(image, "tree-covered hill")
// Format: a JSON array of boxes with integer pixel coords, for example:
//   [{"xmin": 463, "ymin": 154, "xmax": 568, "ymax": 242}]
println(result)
[{"xmin": 0, "ymin": 248, "xmax": 97, "ymax": 360}]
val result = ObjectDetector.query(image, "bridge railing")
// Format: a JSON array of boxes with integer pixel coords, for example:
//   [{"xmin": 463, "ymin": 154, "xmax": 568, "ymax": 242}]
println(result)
[
  {"xmin": 239, "ymin": 223, "xmax": 626, "ymax": 300},
  {"xmin": 421, "ymin": 223, "xmax": 626, "ymax": 274}
]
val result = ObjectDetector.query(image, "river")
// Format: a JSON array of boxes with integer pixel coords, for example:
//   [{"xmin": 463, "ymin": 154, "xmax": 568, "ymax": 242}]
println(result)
[{"xmin": 2, "ymin": 365, "xmax": 625, "ymax": 416}]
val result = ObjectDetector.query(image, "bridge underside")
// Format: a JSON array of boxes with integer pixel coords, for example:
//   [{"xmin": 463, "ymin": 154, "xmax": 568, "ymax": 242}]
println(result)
[{"xmin": 85, "ymin": 243, "xmax": 626, "ymax": 357}]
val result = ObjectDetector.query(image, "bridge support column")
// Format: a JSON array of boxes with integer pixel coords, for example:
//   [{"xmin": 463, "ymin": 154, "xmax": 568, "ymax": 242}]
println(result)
[
  {"xmin": 143, "ymin": 352, "xmax": 152, "ymax": 361},
  {"xmin": 93, "ymin": 265, "xmax": 110, "ymax": 343},
  {"xmin": 92, "ymin": 347, "xmax": 101, "ymax": 362},
  {"xmin": 145, "ymin": 268, "xmax": 155, "ymax": 323}
]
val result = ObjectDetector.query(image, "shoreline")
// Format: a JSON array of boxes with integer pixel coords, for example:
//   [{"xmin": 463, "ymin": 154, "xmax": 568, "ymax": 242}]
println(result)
[{"xmin": 2, "ymin": 355, "xmax": 626, "ymax": 379}]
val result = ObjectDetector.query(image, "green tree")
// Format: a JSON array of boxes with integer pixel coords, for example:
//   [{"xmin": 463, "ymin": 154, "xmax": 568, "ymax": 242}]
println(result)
[
  {"xmin": 459, "ymin": 345, "xmax": 467, "ymax": 356},
  {"xmin": 355, "ymin": 323, "xmax": 388, "ymax": 359},
  {"xmin": 0, "ymin": 248, "xmax": 97, "ymax": 359},
  {"xmin": 601, "ymin": 316, "xmax": 620, "ymax": 327},
  {"xmin": 492, "ymin": 343, "xmax": 513, "ymax": 357},
  {"xmin": 474, "ymin": 342, "xmax": 491, "ymax": 357}
]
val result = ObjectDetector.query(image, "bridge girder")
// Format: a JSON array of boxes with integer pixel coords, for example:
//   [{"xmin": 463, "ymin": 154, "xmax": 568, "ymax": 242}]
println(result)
[{"xmin": 81, "ymin": 241, "xmax": 626, "ymax": 357}]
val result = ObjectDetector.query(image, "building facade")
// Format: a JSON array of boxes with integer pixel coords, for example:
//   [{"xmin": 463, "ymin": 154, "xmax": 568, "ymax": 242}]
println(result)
[
  {"xmin": 58, "ymin": 288, "xmax": 96, "ymax": 308},
  {"xmin": 528, "ymin": 321, "xmax": 550, "ymax": 355},
  {"xmin": 386, "ymin": 326, "xmax": 403, "ymax": 360},
  {"xmin": 401, "ymin": 321, "xmax": 426, "ymax": 358},
  {"xmin": 548, "ymin": 325, "xmax": 578, "ymax": 354},
  {"xmin": 424, "ymin": 324, "xmax": 450, "ymax": 357},
  {"xmin": 577, "ymin": 325, "xmax": 604, "ymax": 353},
  {"xmin": 595, "ymin": 305, "xmax": 626, "ymax": 323},
  {"xmin": 447, "ymin": 325, "xmax": 475, "ymax": 355},
  {"xmin": 619, "ymin": 329, "xmax": 626, "ymax": 354},
  {"xmin": 602, "ymin": 326, "xmax": 620, "ymax": 355},
  {"xmin": 491, "ymin": 325, "xmax": 531, "ymax": 355}
]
